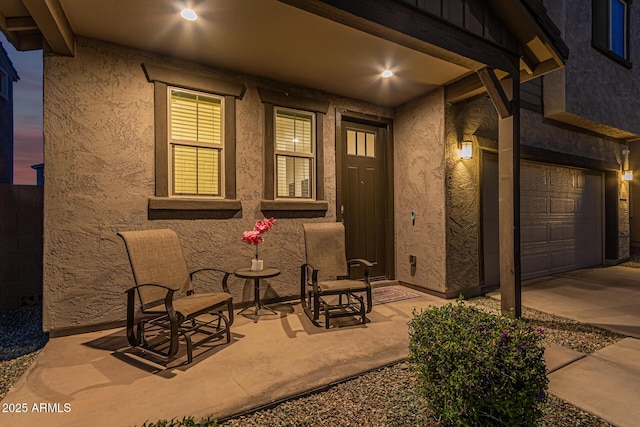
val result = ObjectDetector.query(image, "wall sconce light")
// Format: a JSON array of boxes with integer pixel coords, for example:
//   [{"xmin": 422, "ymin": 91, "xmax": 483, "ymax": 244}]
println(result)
[
  {"xmin": 458, "ymin": 139, "xmax": 473, "ymax": 159},
  {"xmin": 622, "ymin": 149, "xmax": 633, "ymax": 181}
]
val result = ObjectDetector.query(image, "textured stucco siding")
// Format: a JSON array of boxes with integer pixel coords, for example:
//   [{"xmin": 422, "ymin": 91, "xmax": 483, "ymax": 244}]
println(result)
[
  {"xmin": 394, "ymin": 89, "xmax": 446, "ymax": 293},
  {"xmin": 629, "ymin": 142, "xmax": 640, "ymax": 247},
  {"xmin": 544, "ymin": 0, "xmax": 640, "ymax": 136},
  {"xmin": 445, "ymin": 97, "xmax": 497, "ymax": 294},
  {"xmin": 42, "ymin": 37, "xmax": 393, "ymax": 332}
]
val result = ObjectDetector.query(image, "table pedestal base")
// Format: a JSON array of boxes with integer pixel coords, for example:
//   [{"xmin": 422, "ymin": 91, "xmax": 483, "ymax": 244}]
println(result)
[
  {"xmin": 234, "ymin": 273, "xmax": 280, "ymax": 323},
  {"xmin": 238, "ymin": 301, "xmax": 278, "ymax": 323}
]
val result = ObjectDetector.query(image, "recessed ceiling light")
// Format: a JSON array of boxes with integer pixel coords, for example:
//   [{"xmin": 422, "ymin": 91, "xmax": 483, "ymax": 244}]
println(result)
[
  {"xmin": 180, "ymin": 8, "xmax": 198, "ymax": 21},
  {"xmin": 381, "ymin": 70, "xmax": 393, "ymax": 78}
]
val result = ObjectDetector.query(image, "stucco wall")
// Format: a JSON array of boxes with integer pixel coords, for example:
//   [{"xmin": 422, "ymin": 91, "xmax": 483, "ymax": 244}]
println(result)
[
  {"xmin": 544, "ymin": 0, "xmax": 640, "ymax": 136},
  {"xmin": 42, "ymin": 37, "xmax": 393, "ymax": 333},
  {"xmin": 445, "ymin": 97, "xmax": 497, "ymax": 294},
  {"xmin": 629, "ymin": 141, "xmax": 640, "ymax": 247},
  {"xmin": 394, "ymin": 89, "xmax": 447, "ymax": 293}
]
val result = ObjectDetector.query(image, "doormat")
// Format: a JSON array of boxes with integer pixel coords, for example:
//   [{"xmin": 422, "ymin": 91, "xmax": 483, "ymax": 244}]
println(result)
[{"xmin": 369, "ymin": 285, "xmax": 421, "ymax": 305}]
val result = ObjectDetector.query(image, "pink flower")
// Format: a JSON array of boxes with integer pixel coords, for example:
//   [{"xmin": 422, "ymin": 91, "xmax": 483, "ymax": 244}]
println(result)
[
  {"xmin": 242, "ymin": 218, "xmax": 275, "ymax": 260},
  {"xmin": 242, "ymin": 230, "xmax": 264, "ymax": 246},
  {"xmin": 254, "ymin": 217, "xmax": 275, "ymax": 234}
]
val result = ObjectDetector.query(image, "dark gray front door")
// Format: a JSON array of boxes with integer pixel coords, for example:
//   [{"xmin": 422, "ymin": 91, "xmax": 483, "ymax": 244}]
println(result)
[{"xmin": 340, "ymin": 121, "xmax": 388, "ymax": 279}]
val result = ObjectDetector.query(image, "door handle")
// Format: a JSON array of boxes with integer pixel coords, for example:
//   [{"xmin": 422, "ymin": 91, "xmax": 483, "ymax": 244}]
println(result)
[{"xmin": 340, "ymin": 205, "xmax": 344, "ymax": 223}]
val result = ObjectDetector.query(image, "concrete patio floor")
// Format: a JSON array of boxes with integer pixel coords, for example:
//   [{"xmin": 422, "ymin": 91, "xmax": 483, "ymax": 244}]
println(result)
[
  {"xmin": 1, "ymin": 266, "xmax": 639, "ymax": 427},
  {"xmin": 0, "ymin": 287, "xmax": 449, "ymax": 427}
]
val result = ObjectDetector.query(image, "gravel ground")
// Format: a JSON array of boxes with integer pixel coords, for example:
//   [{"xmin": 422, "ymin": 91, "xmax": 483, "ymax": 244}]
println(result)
[
  {"xmin": 0, "ymin": 305, "xmax": 48, "ymax": 400},
  {"xmin": 0, "ymin": 293, "xmax": 628, "ymax": 426}
]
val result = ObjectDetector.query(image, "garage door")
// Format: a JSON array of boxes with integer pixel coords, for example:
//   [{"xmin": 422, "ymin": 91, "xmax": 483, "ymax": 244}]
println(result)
[{"xmin": 483, "ymin": 154, "xmax": 603, "ymax": 285}]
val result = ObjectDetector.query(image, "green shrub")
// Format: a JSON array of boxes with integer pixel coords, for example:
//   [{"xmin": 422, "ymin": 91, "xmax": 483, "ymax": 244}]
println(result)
[{"xmin": 408, "ymin": 299, "xmax": 548, "ymax": 426}]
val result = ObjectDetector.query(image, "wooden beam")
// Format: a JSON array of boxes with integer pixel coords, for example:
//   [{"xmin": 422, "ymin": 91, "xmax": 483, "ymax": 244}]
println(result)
[
  {"xmin": 0, "ymin": 11, "xmax": 20, "ymax": 48},
  {"xmin": 445, "ymin": 73, "xmax": 485, "ymax": 104},
  {"xmin": 14, "ymin": 31, "xmax": 43, "ymax": 51},
  {"xmin": 519, "ymin": 56, "xmax": 535, "ymax": 76},
  {"xmin": 6, "ymin": 17, "xmax": 38, "ymax": 31},
  {"xmin": 477, "ymin": 67, "xmax": 512, "ymax": 119},
  {"xmin": 279, "ymin": 0, "xmax": 520, "ymax": 74},
  {"xmin": 446, "ymin": 62, "xmax": 562, "ymax": 104},
  {"xmin": 21, "ymin": 0, "xmax": 74, "ymax": 56},
  {"xmin": 498, "ymin": 75, "xmax": 522, "ymax": 318}
]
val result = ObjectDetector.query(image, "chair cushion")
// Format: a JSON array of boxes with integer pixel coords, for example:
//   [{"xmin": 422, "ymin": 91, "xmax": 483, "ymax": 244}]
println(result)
[
  {"xmin": 146, "ymin": 292, "xmax": 232, "ymax": 318},
  {"xmin": 318, "ymin": 279, "xmax": 368, "ymax": 293}
]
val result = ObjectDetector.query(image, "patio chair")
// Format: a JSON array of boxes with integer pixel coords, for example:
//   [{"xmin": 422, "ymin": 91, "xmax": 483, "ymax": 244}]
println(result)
[
  {"xmin": 300, "ymin": 222, "xmax": 373, "ymax": 328},
  {"xmin": 118, "ymin": 229, "xmax": 234, "ymax": 364}
]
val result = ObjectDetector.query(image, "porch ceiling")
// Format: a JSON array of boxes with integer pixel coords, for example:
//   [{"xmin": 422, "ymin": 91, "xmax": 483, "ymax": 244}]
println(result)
[{"xmin": 1, "ymin": 0, "xmax": 472, "ymax": 107}]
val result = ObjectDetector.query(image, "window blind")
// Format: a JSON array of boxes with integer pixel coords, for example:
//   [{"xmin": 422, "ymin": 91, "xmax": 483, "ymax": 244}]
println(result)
[
  {"xmin": 170, "ymin": 90, "xmax": 222, "ymax": 144},
  {"xmin": 169, "ymin": 88, "xmax": 223, "ymax": 196},
  {"xmin": 275, "ymin": 111, "xmax": 313, "ymax": 153},
  {"xmin": 276, "ymin": 156, "xmax": 311, "ymax": 198}
]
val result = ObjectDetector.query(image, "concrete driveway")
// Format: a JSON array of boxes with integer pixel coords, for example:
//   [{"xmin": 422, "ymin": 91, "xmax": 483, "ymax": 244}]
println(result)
[
  {"xmin": 517, "ymin": 265, "xmax": 640, "ymax": 338},
  {"xmin": 491, "ymin": 265, "xmax": 640, "ymax": 427}
]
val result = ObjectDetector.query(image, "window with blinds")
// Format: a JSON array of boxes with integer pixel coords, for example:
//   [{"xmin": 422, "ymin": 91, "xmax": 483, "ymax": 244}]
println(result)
[
  {"xmin": 274, "ymin": 108, "xmax": 315, "ymax": 199},
  {"xmin": 169, "ymin": 88, "xmax": 223, "ymax": 196}
]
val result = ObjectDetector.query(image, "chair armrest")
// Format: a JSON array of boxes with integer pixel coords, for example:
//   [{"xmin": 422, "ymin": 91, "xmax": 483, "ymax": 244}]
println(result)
[
  {"xmin": 190, "ymin": 268, "xmax": 232, "ymax": 293},
  {"xmin": 124, "ymin": 283, "xmax": 180, "ymax": 294},
  {"xmin": 346, "ymin": 259, "xmax": 372, "ymax": 284},
  {"xmin": 125, "ymin": 284, "xmax": 177, "ymax": 319},
  {"xmin": 347, "ymin": 258, "xmax": 374, "ymax": 268},
  {"xmin": 300, "ymin": 263, "xmax": 319, "ymax": 289},
  {"xmin": 301, "ymin": 262, "xmax": 318, "ymax": 272}
]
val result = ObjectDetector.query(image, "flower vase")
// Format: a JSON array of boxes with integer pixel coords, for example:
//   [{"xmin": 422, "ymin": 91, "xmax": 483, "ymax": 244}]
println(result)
[{"xmin": 251, "ymin": 259, "xmax": 264, "ymax": 272}]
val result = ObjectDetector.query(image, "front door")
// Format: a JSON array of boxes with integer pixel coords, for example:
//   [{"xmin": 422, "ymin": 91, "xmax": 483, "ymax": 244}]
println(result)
[{"xmin": 339, "ymin": 120, "xmax": 389, "ymax": 279}]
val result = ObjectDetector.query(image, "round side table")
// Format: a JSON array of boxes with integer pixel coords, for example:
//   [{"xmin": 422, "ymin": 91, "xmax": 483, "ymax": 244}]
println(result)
[{"xmin": 234, "ymin": 267, "xmax": 281, "ymax": 322}]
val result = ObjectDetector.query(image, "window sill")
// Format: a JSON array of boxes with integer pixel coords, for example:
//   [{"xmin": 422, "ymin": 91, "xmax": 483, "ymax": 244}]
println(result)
[
  {"xmin": 148, "ymin": 197, "xmax": 242, "ymax": 220},
  {"xmin": 591, "ymin": 42, "xmax": 633, "ymax": 69},
  {"xmin": 260, "ymin": 200, "xmax": 328, "ymax": 218}
]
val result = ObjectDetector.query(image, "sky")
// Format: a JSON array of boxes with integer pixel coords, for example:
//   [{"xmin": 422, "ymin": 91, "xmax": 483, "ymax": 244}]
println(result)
[{"xmin": 1, "ymin": 32, "xmax": 43, "ymax": 185}]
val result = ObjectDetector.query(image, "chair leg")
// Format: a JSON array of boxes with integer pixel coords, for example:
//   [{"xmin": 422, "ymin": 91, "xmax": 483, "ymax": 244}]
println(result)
[
  {"xmin": 323, "ymin": 300, "xmax": 330, "ymax": 329},
  {"xmin": 183, "ymin": 331, "xmax": 193, "ymax": 364},
  {"xmin": 313, "ymin": 294, "xmax": 320, "ymax": 323},
  {"xmin": 359, "ymin": 295, "xmax": 366, "ymax": 324},
  {"xmin": 126, "ymin": 290, "xmax": 142, "ymax": 347}
]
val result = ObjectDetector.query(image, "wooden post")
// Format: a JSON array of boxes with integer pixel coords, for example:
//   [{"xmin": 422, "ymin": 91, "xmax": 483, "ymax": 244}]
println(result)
[
  {"xmin": 477, "ymin": 67, "xmax": 522, "ymax": 317},
  {"xmin": 498, "ymin": 75, "xmax": 521, "ymax": 318}
]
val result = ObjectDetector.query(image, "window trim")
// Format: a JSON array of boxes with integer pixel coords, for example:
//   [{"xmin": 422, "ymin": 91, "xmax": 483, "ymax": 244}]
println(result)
[
  {"xmin": 592, "ymin": 0, "xmax": 633, "ymax": 68},
  {"xmin": 258, "ymin": 88, "xmax": 329, "ymax": 215},
  {"xmin": 142, "ymin": 63, "xmax": 246, "ymax": 217}
]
